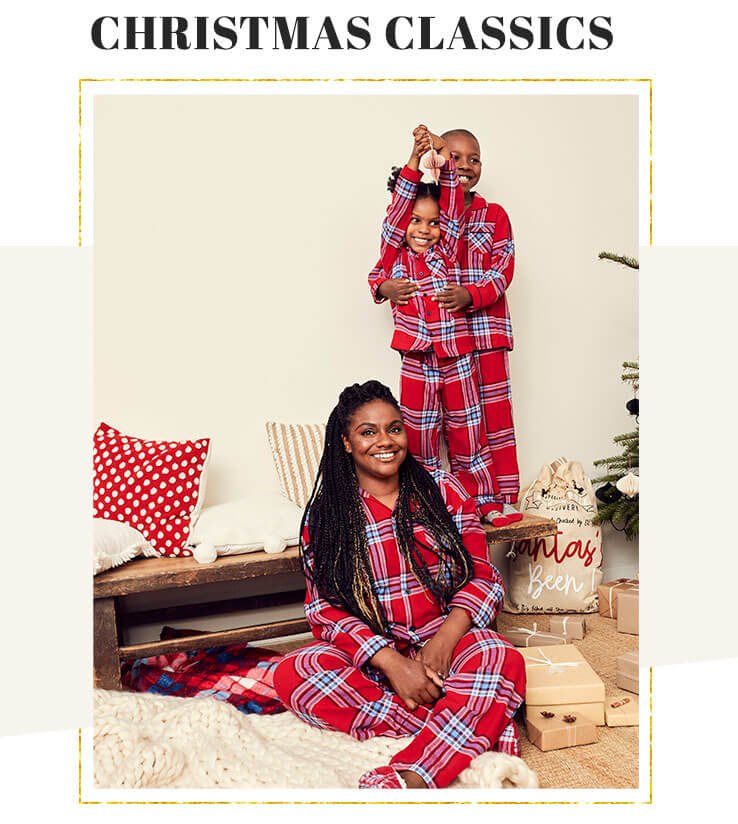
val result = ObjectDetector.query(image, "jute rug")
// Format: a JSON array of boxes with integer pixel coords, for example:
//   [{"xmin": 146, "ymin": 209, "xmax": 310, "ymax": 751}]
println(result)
[
  {"xmin": 95, "ymin": 612, "xmax": 637, "ymax": 790},
  {"xmin": 94, "ymin": 688, "xmax": 539, "ymax": 789},
  {"xmin": 497, "ymin": 610, "xmax": 640, "ymax": 789}
]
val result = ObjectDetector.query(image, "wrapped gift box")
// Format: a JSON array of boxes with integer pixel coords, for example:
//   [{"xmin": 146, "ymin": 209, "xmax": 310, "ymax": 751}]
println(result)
[
  {"xmin": 605, "ymin": 695, "xmax": 639, "ymax": 727},
  {"xmin": 519, "ymin": 645, "xmax": 606, "ymax": 711},
  {"xmin": 529, "ymin": 700, "xmax": 604, "ymax": 726},
  {"xmin": 549, "ymin": 615, "xmax": 587, "ymax": 640},
  {"xmin": 615, "ymin": 650, "xmax": 639, "ymax": 694},
  {"xmin": 616, "ymin": 673, "xmax": 639, "ymax": 694},
  {"xmin": 598, "ymin": 578, "xmax": 638, "ymax": 618},
  {"xmin": 526, "ymin": 710, "xmax": 598, "ymax": 751},
  {"xmin": 505, "ymin": 623, "xmax": 568, "ymax": 647},
  {"xmin": 617, "ymin": 588, "xmax": 639, "ymax": 635}
]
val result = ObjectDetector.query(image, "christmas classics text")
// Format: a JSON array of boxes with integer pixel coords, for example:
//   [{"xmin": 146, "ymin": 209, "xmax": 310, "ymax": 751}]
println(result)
[{"xmin": 90, "ymin": 15, "xmax": 614, "ymax": 51}]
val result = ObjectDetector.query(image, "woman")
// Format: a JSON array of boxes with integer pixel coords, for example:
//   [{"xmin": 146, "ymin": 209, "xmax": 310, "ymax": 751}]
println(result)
[{"xmin": 273, "ymin": 380, "xmax": 525, "ymax": 789}]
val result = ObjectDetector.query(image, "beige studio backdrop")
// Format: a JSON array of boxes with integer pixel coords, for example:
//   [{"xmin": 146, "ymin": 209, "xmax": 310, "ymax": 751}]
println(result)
[{"xmin": 94, "ymin": 93, "xmax": 639, "ymax": 586}]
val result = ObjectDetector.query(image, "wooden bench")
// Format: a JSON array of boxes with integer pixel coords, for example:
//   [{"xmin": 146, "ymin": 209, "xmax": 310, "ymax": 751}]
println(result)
[{"xmin": 94, "ymin": 513, "xmax": 557, "ymax": 690}]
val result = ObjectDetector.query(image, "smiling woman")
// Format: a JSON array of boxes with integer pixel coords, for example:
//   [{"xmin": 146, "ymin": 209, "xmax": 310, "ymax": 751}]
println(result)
[
  {"xmin": 272, "ymin": 379, "xmax": 526, "ymax": 790},
  {"xmin": 340, "ymin": 398, "xmax": 408, "ymax": 502}
]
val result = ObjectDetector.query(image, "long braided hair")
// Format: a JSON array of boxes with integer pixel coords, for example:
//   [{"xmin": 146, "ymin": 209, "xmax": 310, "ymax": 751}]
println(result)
[{"xmin": 301, "ymin": 380, "xmax": 474, "ymax": 637}]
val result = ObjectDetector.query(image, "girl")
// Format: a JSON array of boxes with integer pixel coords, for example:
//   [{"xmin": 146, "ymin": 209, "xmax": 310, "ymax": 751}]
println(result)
[
  {"xmin": 273, "ymin": 380, "xmax": 525, "ymax": 789},
  {"xmin": 368, "ymin": 126, "xmax": 507, "ymax": 524}
]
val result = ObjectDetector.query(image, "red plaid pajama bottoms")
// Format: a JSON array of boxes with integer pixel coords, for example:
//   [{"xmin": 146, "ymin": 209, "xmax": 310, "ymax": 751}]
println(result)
[
  {"xmin": 472, "ymin": 349, "xmax": 520, "ymax": 505},
  {"xmin": 273, "ymin": 629, "xmax": 525, "ymax": 789},
  {"xmin": 399, "ymin": 350, "xmax": 501, "ymax": 515}
]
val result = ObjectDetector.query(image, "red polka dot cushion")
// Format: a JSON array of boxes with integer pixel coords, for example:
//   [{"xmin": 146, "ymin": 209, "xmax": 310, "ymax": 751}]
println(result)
[{"xmin": 93, "ymin": 423, "xmax": 211, "ymax": 557}]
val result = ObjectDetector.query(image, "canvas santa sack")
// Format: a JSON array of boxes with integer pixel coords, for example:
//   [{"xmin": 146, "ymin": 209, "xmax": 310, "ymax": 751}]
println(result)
[{"xmin": 504, "ymin": 457, "xmax": 603, "ymax": 613}]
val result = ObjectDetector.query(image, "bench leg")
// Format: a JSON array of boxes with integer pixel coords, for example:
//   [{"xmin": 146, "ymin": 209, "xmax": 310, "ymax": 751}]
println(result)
[{"xmin": 94, "ymin": 597, "xmax": 122, "ymax": 690}]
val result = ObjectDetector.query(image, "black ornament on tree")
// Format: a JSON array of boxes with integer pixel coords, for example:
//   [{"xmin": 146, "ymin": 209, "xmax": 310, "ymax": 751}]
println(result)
[
  {"xmin": 595, "ymin": 482, "xmax": 623, "ymax": 505},
  {"xmin": 626, "ymin": 398, "xmax": 639, "ymax": 416}
]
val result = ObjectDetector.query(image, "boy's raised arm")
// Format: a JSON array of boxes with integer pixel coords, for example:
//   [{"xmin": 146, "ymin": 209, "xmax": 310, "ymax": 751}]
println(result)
[
  {"xmin": 435, "ymin": 136, "xmax": 464, "ymax": 263},
  {"xmin": 434, "ymin": 134, "xmax": 463, "ymax": 227}
]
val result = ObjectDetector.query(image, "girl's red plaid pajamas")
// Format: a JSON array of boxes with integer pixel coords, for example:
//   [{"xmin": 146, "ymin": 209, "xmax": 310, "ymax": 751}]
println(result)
[
  {"xmin": 273, "ymin": 475, "xmax": 526, "ymax": 789},
  {"xmin": 367, "ymin": 160, "xmax": 501, "ymax": 515}
]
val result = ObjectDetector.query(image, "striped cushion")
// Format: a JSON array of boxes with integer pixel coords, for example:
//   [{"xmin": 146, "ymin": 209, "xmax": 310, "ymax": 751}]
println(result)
[{"xmin": 265, "ymin": 421, "xmax": 325, "ymax": 509}]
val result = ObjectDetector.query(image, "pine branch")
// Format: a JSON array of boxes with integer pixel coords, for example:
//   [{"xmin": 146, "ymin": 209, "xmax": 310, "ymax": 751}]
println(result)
[
  {"xmin": 594, "ymin": 456, "xmax": 638, "ymax": 470},
  {"xmin": 590, "ymin": 350, "xmax": 640, "ymax": 539},
  {"xmin": 613, "ymin": 432, "xmax": 639, "ymax": 443},
  {"xmin": 599, "ymin": 252, "xmax": 639, "ymax": 269}
]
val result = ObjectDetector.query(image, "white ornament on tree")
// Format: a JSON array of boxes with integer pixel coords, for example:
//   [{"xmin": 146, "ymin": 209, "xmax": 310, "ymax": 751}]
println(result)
[{"xmin": 616, "ymin": 471, "xmax": 639, "ymax": 498}]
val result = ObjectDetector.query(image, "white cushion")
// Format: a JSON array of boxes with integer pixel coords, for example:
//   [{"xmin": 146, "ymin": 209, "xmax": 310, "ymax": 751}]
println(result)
[
  {"xmin": 93, "ymin": 518, "xmax": 154, "ymax": 575},
  {"xmin": 188, "ymin": 494, "xmax": 303, "ymax": 559}
]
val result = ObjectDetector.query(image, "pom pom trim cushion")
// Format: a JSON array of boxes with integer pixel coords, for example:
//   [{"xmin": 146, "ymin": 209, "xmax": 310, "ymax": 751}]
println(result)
[
  {"xmin": 93, "ymin": 422, "xmax": 211, "ymax": 557},
  {"xmin": 188, "ymin": 494, "xmax": 303, "ymax": 559}
]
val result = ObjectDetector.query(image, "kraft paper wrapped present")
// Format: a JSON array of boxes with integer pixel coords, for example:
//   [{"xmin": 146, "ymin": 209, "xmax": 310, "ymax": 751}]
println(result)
[
  {"xmin": 616, "ymin": 673, "xmax": 639, "ymax": 694},
  {"xmin": 505, "ymin": 622, "xmax": 568, "ymax": 647},
  {"xmin": 615, "ymin": 650, "xmax": 639, "ymax": 694},
  {"xmin": 605, "ymin": 695, "xmax": 639, "ymax": 727},
  {"xmin": 617, "ymin": 588, "xmax": 639, "ymax": 635},
  {"xmin": 529, "ymin": 700, "xmax": 605, "ymax": 726},
  {"xmin": 598, "ymin": 578, "xmax": 638, "ymax": 618},
  {"xmin": 549, "ymin": 615, "xmax": 587, "ymax": 640},
  {"xmin": 519, "ymin": 645, "xmax": 606, "ymax": 706},
  {"xmin": 526, "ymin": 710, "xmax": 598, "ymax": 751}
]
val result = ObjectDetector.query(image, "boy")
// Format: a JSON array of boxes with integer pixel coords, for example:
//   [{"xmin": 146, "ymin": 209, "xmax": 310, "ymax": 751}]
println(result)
[{"xmin": 433, "ymin": 128, "xmax": 520, "ymax": 508}]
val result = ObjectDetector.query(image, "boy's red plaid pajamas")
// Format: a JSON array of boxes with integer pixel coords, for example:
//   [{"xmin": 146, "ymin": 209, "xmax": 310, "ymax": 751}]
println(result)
[
  {"xmin": 273, "ymin": 476, "xmax": 526, "ymax": 789},
  {"xmin": 367, "ymin": 161, "xmax": 500, "ymax": 515},
  {"xmin": 458, "ymin": 196, "xmax": 520, "ymax": 503}
]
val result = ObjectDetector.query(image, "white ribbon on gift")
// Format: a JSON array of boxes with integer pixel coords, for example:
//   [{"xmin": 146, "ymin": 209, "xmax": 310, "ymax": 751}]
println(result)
[
  {"xmin": 527, "ymin": 649, "xmax": 581, "ymax": 674},
  {"xmin": 607, "ymin": 578, "xmax": 639, "ymax": 617},
  {"xmin": 556, "ymin": 616, "xmax": 587, "ymax": 638},
  {"xmin": 511, "ymin": 623, "xmax": 565, "ymax": 647}
]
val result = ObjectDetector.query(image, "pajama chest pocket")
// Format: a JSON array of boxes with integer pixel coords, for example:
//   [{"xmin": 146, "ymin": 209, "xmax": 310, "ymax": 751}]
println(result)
[{"xmin": 468, "ymin": 230, "xmax": 494, "ymax": 255}]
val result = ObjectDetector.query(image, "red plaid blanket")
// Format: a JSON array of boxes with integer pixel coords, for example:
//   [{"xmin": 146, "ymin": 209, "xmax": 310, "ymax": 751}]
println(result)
[{"xmin": 122, "ymin": 643, "xmax": 287, "ymax": 714}]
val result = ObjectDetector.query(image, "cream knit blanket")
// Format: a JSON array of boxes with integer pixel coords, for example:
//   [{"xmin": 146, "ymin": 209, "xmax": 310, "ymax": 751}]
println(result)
[{"xmin": 94, "ymin": 689, "xmax": 538, "ymax": 790}]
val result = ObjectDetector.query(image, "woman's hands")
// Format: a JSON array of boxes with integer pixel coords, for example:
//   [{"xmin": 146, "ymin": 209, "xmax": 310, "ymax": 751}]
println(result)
[
  {"xmin": 416, "ymin": 608, "xmax": 473, "ymax": 679},
  {"xmin": 415, "ymin": 635, "xmax": 455, "ymax": 681},
  {"xmin": 369, "ymin": 610, "xmax": 472, "ymax": 709},
  {"xmin": 371, "ymin": 647, "xmax": 444, "ymax": 711}
]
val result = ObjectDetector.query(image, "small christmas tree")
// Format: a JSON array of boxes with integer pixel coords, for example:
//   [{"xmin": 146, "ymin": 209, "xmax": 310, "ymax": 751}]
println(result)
[{"xmin": 593, "ymin": 252, "xmax": 639, "ymax": 540}]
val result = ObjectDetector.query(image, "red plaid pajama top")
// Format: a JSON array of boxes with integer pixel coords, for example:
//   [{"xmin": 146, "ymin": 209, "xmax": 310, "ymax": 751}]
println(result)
[
  {"xmin": 368, "ymin": 159, "xmax": 474, "ymax": 358},
  {"xmin": 302, "ymin": 472, "xmax": 505, "ymax": 662},
  {"xmin": 457, "ymin": 194, "xmax": 515, "ymax": 351},
  {"xmin": 371, "ymin": 174, "xmax": 515, "ymax": 353}
]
